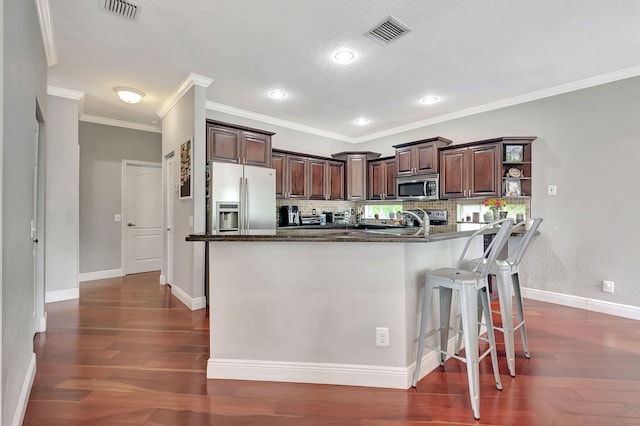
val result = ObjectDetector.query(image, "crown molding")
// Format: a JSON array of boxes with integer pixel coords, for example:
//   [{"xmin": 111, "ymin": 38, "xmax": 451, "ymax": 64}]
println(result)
[
  {"xmin": 205, "ymin": 101, "xmax": 354, "ymax": 143},
  {"xmin": 47, "ymin": 86, "xmax": 85, "ymax": 100},
  {"xmin": 157, "ymin": 73, "xmax": 214, "ymax": 118},
  {"xmin": 351, "ymin": 64, "xmax": 640, "ymax": 143},
  {"xmin": 205, "ymin": 65, "xmax": 640, "ymax": 144},
  {"xmin": 35, "ymin": 0, "xmax": 57, "ymax": 66},
  {"xmin": 80, "ymin": 114, "xmax": 162, "ymax": 133}
]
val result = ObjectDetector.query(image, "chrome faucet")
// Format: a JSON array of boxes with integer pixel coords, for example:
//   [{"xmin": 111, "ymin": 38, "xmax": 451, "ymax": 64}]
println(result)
[{"xmin": 401, "ymin": 209, "xmax": 430, "ymax": 235}]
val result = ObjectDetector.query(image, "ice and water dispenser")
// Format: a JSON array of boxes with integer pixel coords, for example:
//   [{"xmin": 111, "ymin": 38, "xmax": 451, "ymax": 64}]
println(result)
[{"xmin": 216, "ymin": 202, "xmax": 239, "ymax": 232}]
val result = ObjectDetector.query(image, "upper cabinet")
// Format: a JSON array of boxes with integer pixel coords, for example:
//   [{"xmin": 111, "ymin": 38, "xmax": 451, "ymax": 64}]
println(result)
[
  {"xmin": 440, "ymin": 143, "xmax": 500, "ymax": 199},
  {"xmin": 368, "ymin": 157, "xmax": 396, "ymax": 200},
  {"xmin": 206, "ymin": 120, "xmax": 273, "ymax": 168},
  {"xmin": 332, "ymin": 152, "xmax": 380, "ymax": 201},
  {"xmin": 309, "ymin": 159, "xmax": 345, "ymax": 200},
  {"xmin": 393, "ymin": 137, "xmax": 452, "ymax": 176},
  {"xmin": 439, "ymin": 137, "xmax": 536, "ymax": 199},
  {"xmin": 272, "ymin": 151, "xmax": 308, "ymax": 199}
]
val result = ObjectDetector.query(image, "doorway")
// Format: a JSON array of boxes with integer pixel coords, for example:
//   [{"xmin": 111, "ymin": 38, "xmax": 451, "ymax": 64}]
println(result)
[
  {"xmin": 165, "ymin": 155, "xmax": 175, "ymax": 284},
  {"xmin": 121, "ymin": 161, "xmax": 162, "ymax": 275}
]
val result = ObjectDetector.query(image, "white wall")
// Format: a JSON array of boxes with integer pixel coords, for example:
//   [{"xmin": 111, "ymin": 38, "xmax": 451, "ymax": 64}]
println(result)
[
  {"xmin": 357, "ymin": 75, "xmax": 640, "ymax": 309},
  {"xmin": 2, "ymin": 0, "xmax": 48, "ymax": 423},
  {"xmin": 162, "ymin": 84, "xmax": 207, "ymax": 309},
  {"xmin": 45, "ymin": 95, "xmax": 79, "ymax": 302}
]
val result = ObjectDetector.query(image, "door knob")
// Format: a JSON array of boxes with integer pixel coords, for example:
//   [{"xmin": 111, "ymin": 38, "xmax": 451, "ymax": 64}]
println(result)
[{"xmin": 127, "ymin": 223, "xmax": 136, "ymax": 227}]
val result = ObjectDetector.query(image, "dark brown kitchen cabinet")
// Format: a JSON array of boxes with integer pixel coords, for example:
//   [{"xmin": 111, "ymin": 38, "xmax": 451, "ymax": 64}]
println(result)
[
  {"xmin": 206, "ymin": 120, "xmax": 273, "ymax": 168},
  {"xmin": 272, "ymin": 151, "xmax": 308, "ymax": 199},
  {"xmin": 440, "ymin": 143, "xmax": 500, "ymax": 199},
  {"xmin": 368, "ymin": 157, "xmax": 396, "ymax": 200},
  {"xmin": 393, "ymin": 137, "xmax": 452, "ymax": 177},
  {"xmin": 332, "ymin": 152, "xmax": 381, "ymax": 201},
  {"xmin": 309, "ymin": 159, "xmax": 344, "ymax": 200}
]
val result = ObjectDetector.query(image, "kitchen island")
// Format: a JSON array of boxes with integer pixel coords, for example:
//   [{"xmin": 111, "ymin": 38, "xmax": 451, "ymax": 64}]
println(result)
[{"xmin": 188, "ymin": 224, "xmax": 499, "ymax": 389}]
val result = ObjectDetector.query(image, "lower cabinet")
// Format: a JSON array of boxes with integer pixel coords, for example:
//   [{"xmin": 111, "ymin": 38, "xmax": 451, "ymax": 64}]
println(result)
[{"xmin": 368, "ymin": 157, "xmax": 396, "ymax": 200}]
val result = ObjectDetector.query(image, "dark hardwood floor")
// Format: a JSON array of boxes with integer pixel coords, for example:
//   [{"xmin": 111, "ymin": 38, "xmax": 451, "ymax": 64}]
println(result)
[{"xmin": 24, "ymin": 271, "xmax": 640, "ymax": 425}]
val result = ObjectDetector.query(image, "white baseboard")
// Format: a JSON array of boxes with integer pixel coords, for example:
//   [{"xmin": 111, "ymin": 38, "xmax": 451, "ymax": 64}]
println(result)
[
  {"xmin": 208, "ymin": 358, "xmax": 410, "ymax": 389},
  {"xmin": 171, "ymin": 284, "xmax": 206, "ymax": 311},
  {"xmin": 207, "ymin": 334, "xmax": 464, "ymax": 390},
  {"xmin": 522, "ymin": 287, "xmax": 640, "ymax": 321},
  {"xmin": 78, "ymin": 268, "xmax": 123, "ymax": 282},
  {"xmin": 37, "ymin": 314, "xmax": 47, "ymax": 333},
  {"xmin": 159, "ymin": 274, "xmax": 167, "ymax": 285},
  {"xmin": 45, "ymin": 287, "xmax": 79, "ymax": 303},
  {"xmin": 12, "ymin": 353, "xmax": 36, "ymax": 426}
]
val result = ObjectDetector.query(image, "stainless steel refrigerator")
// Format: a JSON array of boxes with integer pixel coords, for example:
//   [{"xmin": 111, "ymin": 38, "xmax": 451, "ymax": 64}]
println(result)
[{"xmin": 206, "ymin": 162, "xmax": 276, "ymax": 234}]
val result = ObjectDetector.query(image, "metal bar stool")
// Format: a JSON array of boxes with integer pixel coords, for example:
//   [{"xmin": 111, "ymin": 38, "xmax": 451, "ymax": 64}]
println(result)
[
  {"xmin": 458, "ymin": 217, "xmax": 543, "ymax": 377},
  {"xmin": 413, "ymin": 218, "xmax": 514, "ymax": 420}
]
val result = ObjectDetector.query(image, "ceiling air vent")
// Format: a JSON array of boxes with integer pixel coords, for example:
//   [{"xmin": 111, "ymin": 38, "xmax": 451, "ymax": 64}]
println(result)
[
  {"xmin": 366, "ymin": 16, "xmax": 411, "ymax": 45},
  {"xmin": 103, "ymin": 0, "xmax": 140, "ymax": 20}
]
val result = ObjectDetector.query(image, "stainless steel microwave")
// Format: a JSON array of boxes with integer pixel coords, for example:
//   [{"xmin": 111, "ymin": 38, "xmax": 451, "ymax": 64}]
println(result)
[{"xmin": 396, "ymin": 174, "xmax": 439, "ymax": 200}]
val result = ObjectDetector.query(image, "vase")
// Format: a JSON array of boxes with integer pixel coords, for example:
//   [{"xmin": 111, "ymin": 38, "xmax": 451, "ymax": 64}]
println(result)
[{"xmin": 492, "ymin": 210, "xmax": 500, "ymax": 221}]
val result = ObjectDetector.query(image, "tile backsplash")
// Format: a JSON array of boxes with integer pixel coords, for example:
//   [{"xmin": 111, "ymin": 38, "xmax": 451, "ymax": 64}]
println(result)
[{"xmin": 276, "ymin": 198, "xmax": 530, "ymax": 224}]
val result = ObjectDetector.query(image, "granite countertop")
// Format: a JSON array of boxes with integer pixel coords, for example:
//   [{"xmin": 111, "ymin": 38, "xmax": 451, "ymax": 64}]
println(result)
[{"xmin": 186, "ymin": 223, "xmax": 504, "ymax": 243}]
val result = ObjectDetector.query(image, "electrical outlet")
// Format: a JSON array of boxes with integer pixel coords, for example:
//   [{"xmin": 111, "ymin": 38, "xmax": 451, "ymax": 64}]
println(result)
[
  {"xmin": 547, "ymin": 185, "xmax": 557, "ymax": 196},
  {"xmin": 603, "ymin": 280, "xmax": 614, "ymax": 293},
  {"xmin": 376, "ymin": 327, "xmax": 389, "ymax": 347}
]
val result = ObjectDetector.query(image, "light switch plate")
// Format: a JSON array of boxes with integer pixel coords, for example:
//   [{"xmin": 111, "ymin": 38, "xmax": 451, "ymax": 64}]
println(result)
[{"xmin": 114, "ymin": 214, "xmax": 121, "ymax": 222}]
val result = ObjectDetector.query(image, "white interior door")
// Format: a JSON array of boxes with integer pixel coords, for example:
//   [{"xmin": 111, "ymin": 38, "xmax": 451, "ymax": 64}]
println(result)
[
  {"xmin": 166, "ymin": 156, "xmax": 175, "ymax": 284},
  {"xmin": 124, "ymin": 162, "xmax": 162, "ymax": 274}
]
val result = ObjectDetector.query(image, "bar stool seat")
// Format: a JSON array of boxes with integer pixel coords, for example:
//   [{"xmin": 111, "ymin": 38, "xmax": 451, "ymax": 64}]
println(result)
[
  {"xmin": 459, "ymin": 217, "xmax": 543, "ymax": 377},
  {"xmin": 413, "ymin": 218, "xmax": 514, "ymax": 420}
]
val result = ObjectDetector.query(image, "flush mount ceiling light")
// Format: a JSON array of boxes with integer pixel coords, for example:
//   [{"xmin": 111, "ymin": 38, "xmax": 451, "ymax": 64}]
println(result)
[
  {"xmin": 115, "ymin": 87, "xmax": 144, "ymax": 104},
  {"xmin": 420, "ymin": 95, "xmax": 441, "ymax": 105},
  {"xmin": 334, "ymin": 49, "xmax": 356, "ymax": 64},
  {"xmin": 354, "ymin": 118, "xmax": 370, "ymax": 125},
  {"xmin": 269, "ymin": 89, "xmax": 287, "ymax": 99}
]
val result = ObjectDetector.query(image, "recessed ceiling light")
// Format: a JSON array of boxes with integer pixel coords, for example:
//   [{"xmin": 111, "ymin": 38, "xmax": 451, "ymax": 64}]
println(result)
[
  {"xmin": 114, "ymin": 87, "xmax": 144, "ymax": 104},
  {"xmin": 269, "ymin": 89, "xmax": 287, "ymax": 99},
  {"xmin": 420, "ymin": 95, "xmax": 440, "ymax": 105},
  {"xmin": 334, "ymin": 50, "xmax": 356, "ymax": 64},
  {"xmin": 354, "ymin": 118, "xmax": 370, "ymax": 125}
]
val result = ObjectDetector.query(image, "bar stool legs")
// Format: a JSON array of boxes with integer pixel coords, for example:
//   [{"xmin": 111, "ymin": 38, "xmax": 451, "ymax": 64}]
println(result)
[
  {"xmin": 494, "ymin": 269, "xmax": 530, "ymax": 376},
  {"xmin": 413, "ymin": 278, "xmax": 503, "ymax": 420}
]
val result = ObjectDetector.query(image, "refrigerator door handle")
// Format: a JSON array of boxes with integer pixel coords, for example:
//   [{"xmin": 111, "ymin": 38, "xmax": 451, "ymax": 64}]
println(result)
[{"xmin": 245, "ymin": 177, "xmax": 250, "ymax": 231}]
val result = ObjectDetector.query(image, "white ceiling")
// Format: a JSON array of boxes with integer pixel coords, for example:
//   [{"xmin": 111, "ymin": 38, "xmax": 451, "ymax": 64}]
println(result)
[{"xmin": 45, "ymin": 0, "xmax": 640, "ymax": 141}]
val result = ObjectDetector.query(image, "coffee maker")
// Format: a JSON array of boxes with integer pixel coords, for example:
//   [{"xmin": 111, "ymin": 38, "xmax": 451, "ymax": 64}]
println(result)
[{"xmin": 279, "ymin": 205, "xmax": 300, "ymax": 226}]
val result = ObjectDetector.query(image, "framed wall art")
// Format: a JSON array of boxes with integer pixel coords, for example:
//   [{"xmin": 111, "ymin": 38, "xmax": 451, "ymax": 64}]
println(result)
[
  {"xmin": 505, "ymin": 145, "xmax": 524, "ymax": 162},
  {"xmin": 179, "ymin": 138, "xmax": 192, "ymax": 199},
  {"xmin": 504, "ymin": 178, "xmax": 522, "ymax": 197}
]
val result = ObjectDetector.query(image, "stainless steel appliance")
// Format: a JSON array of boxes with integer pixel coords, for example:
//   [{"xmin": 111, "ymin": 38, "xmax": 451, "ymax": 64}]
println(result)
[
  {"xmin": 403, "ymin": 209, "xmax": 448, "ymax": 227},
  {"xmin": 279, "ymin": 205, "xmax": 300, "ymax": 226},
  {"xmin": 206, "ymin": 162, "xmax": 276, "ymax": 233},
  {"xmin": 396, "ymin": 174, "xmax": 439, "ymax": 200}
]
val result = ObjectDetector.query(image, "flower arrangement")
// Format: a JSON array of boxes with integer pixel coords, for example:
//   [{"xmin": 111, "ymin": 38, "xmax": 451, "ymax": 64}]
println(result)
[{"xmin": 484, "ymin": 198, "xmax": 506, "ymax": 214}]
